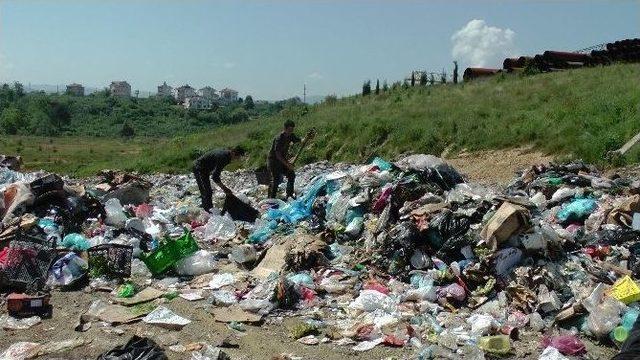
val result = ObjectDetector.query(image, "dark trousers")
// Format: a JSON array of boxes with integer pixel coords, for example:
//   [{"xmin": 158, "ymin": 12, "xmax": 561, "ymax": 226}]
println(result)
[
  {"xmin": 193, "ymin": 167, "xmax": 213, "ymax": 211},
  {"xmin": 268, "ymin": 161, "xmax": 295, "ymax": 199}
]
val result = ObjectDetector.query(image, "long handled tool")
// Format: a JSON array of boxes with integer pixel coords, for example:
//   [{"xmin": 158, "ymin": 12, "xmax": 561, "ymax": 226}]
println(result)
[{"xmin": 290, "ymin": 128, "xmax": 316, "ymax": 165}]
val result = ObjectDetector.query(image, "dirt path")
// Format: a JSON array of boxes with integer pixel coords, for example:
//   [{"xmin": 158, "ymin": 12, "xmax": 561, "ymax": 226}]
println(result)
[{"xmin": 446, "ymin": 147, "xmax": 554, "ymax": 186}]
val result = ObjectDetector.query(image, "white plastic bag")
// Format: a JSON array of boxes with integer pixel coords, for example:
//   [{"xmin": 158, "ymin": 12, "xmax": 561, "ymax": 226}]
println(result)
[
  {"xmin": 349, "ymin": 289, "xmax": 396, "ymax": 313},
  {"xmin": 209, "ymin": 273, "xmax": 235, "ymax": 289},
  {"xmin": 104, "ymin": 198, "xmax": 127, "ymax": 227},
  {"xmin": 204, "ymin": 215, "xmax": 236, "ymax": 241},
  {"xmin": 142, "ymin": 306, "xmax": 191, "ymax": 329},
  {"xmin": 175, "ymin": 250, "xmax": 217, "ymax": 276}
]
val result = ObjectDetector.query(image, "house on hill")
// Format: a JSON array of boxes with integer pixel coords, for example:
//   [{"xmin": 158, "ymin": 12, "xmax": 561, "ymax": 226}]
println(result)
[
  {"xmin": 109, "ymin": 81, "xmax": 131, "ymax": 97},
  {"xmin": 66, "ymin": 83, "xmax": 84, "ymax": 96}
]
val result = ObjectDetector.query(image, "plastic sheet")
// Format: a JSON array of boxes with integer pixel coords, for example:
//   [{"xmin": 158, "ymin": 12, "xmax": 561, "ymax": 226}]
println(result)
[{"xmin": 142, "ymin": 306, "xmax": 191, "ymax": 329}]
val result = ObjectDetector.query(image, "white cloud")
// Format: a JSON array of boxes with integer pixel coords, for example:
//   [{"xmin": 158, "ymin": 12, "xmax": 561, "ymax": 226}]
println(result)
[
  {"xmin": 223, "ymin": 62, "xmax": 236, "ymax": 69},
  {"xmin": 307, "ymin": 72, "xmax": 323, "ymax": 80},
  {"xmin": 451, "ymin": 19, "xmax": 516, "ymax": 68}
]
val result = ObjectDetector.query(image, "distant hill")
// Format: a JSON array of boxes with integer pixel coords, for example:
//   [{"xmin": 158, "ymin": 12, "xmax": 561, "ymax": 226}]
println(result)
[{"xmin": 131, "ymin": 63, "xmax": 640, "ymax": 174}]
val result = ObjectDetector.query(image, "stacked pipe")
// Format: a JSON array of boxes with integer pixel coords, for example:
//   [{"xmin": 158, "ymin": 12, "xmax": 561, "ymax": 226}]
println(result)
[
  {"xmin": 465, "ymin": 38, "xmax": 640, "ymax": 81},
  {"xmin": 462, "ymin": 68, "xmax": 501, "ymax": 82}
]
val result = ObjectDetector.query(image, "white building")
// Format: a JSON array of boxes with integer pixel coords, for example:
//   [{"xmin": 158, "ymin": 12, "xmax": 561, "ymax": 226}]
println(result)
[
  {"xmin": 66, "ymin": 83, "xmax": 84, "ymax": 96},
  {"xmin": 109, "ymin": 81, "xmax": 131, "ymax": 97},
  {"xmin": 219, "ymin": 88, "xmax": 238, "ymax": 103},
  {"xmin": 174, "ymin": 84, "xmax": 196, "ymax": 103},
  {"xmin": 157, "ymin": 82, "xmax": 173, "ymax": 97},
  {"xmin": 198, "ymin": 86, "xmax": 218, "ymax": 100},
  {"xmin": 184, "ymin": 96, "xmax": 213, "ymax": 110}
]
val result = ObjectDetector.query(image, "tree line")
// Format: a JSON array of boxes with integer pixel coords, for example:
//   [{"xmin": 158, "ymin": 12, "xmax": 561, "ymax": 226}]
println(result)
[{"xmin": 0, "ymin": 83, "xmax": 303, "ymax": 137}]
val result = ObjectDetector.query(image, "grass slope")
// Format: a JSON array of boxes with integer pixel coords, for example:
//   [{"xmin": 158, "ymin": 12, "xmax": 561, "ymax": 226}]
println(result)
[{"xmin": 3, "ymin": 64, "xmax": 639, "ymax": 176}]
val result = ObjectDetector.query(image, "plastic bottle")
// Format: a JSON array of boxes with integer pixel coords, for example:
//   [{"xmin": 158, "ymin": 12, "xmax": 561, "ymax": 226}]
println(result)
[{"xmin": 611, "ymin": 308, "xmax": 640, "ymax": 343}]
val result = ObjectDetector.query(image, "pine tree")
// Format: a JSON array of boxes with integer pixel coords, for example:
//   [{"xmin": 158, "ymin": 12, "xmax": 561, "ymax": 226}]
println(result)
[
  {"xmin": 244, "ymin": 95, "xmax": 255, "ymax": 110},
  {"xmin": 410, "ymin": 72, "xmax": 415, "ymax": 87},
  {"xmin": 375, "ymin": 79, "xmax": 380, "ymax": 95},
  {"xmin": 453, "ymin": 61, "xmax": 459, "ymax": 84},
  {"xmin": 362, "ymin": 80, "xmax": 371, "ymax": 96},
  {"xmin": 429, "ymin": 73, "xmax": 435, "ymax": 85},
  {"xmin": 382, "ymin": 80, "xmax": 389, "ymax": 92},
  {"xmin": 419, "ymin": 72, "xmax": 428, "ymax": 86}
]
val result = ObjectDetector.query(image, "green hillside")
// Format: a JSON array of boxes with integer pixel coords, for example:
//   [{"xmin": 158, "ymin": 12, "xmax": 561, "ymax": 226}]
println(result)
[{"xmin": 2, "ymin": 63, "xmax": 640, "ymax": 176}]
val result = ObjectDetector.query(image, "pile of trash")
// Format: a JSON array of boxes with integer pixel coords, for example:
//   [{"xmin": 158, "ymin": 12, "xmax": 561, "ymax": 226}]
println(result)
[{"xmin": 1, "ymin": 154, "xmax": 640, "ymax": 359}]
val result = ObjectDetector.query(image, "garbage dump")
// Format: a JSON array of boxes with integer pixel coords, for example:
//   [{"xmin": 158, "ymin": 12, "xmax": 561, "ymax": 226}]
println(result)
[{"xmin": 1, "ymin": 154, "xmax": 640, "ymax": 358}]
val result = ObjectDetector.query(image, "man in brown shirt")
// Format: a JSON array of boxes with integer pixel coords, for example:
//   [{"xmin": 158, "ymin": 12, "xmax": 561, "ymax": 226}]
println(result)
[{"xmin": 268, "ymin": 120, "xmax": 301, "ymax": 199}]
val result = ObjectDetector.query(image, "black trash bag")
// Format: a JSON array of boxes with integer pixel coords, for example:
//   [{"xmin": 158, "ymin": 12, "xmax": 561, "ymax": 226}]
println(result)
[
  {"xmin": 593, "ymin": 229, "xmax": 640, "ymax": 246},
  {"xmin": 97, "ymin": 336, "xmax": 167, "ymax": 360},
  {"xmin": 629, "ymin": 243, "xmax": 640, "ymax": 278},
  {"xmin": 425, "ymin": 210, "xmax": 471, "ymax": 250},
  {"xmin": 436, "ymin": 234, "xmax": 475, "ymax": 261},
  {"xmin": 388, "ymin": 221, "xmax": 420, "ymax": 248},
  {"xmin": 30, "ymin": 174, "xmax": 64, "ymax": 198},
  {"xmin": 612, "ymin": 315, "xmax": 640, "ymax": 360},
  {"xmin": 221, "ymin": 194, "xmax": 259, "ymax": 223},
  {"xmin": 419, "ymin": 164, "xmax": 464, "ymax": 191}
]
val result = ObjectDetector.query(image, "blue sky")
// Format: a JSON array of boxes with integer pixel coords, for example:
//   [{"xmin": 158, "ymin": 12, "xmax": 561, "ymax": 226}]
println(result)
[{"xmin": 0, "ymin": 0, "xmax": 638, "ymax": 100}]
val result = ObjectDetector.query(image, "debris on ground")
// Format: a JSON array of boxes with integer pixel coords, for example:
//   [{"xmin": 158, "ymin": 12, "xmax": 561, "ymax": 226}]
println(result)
[{"xmin": 1, "ymin": 154, "xmax": 639, "ymax": 358}]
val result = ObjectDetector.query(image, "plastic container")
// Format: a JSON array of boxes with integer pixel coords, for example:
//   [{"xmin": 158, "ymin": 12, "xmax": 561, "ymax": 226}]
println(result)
[
  {"xmin": 88, "ymin": 243, "xmax": 133, "ymax": 278},
  {"xmin": 142, "ymin": 231, "xmax": 199, "ymax": 275},
  {"xmin": 610, "ymin": 275, "xmax": 640, "ymax": 304},
  {"xmin": 612, "ymin": 326, "xmax": 629, "ymax": 343},
  {"xmin": 477, "ymin": 335, "xmax": 511, "ymax": 355}
]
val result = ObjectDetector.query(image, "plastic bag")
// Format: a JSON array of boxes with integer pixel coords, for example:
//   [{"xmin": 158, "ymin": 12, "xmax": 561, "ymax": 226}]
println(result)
[
  {"xmin": 539, "ymin": 346, "xmax": 568, "ymax": 360},
  {"xmin": 556, "ymin": 198, "xmax": 597, "ymax": 224},
  {"xmin": 349, "ymin": 289, "xmax": 396, "ymax": 313},
  {"xmin": 97, "ymin": 336, "xmax": 167, "ymax": 360},
  {"xmin": 229, "ymin": 244, "xmax": 257, "ymax": 264},
  {"xmin": 209, "ymin": 273, "xmax": 235, "ymax": 289},
  {"xmin": 426, "ymin": 210, "xmax": 471, "ymax": 249},
  {"xmin": 104, "ymin": 198, "xmax": 127, "ymax": 227},
  {"xmin": 142, "ymin": 306, "xmax": 191, "ymax": 329},
  {"xmin": 61, "ymin": 233, "xmax": 90, "ymax": 251},
  {"xmin": 204, "ymin": 215, "xmax": 236, "ymax": 241},
  {"xmin": 175, "ymin": 250, "xmax": 217, "ymax": 276},
  {"xmin": 540, "ymin": 335, "xmax": 585, "ymax": 356},
  {"xmin": 48, "ymin": 252, "xmax": 88, "ymax": 286},
  {"xmin": 477, "ymin": 335, "xmax": 511, "ymax": 355},
  {"xmin": 191, "ymin": 345, "xmax": 230, "ymax": 360},
  {"xmin": 211, "ymin": 290, "xmax": 238, "ymax": 306},
  {"xmin": 0, "ymin": 342, "xmax": 41, "ymax": 360},
  {"xmin": 222, "ymin": 194, "xmax": 258, "ymax": 223},
  {"xmin": 1, "ymin": 315, "xmax": 41, "ymax": 330},
  {"xmin": 586, "ymin": 297, "xmax": 625, "ymax": 337}
]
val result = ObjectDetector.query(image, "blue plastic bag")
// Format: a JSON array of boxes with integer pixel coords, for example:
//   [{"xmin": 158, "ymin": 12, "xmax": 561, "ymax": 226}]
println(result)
[{"xmin": 556, "ymin": 198, "xmax": 597, "ymax": 223}]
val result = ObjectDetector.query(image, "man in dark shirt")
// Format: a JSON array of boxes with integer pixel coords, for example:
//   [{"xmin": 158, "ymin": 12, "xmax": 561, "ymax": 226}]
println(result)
[
  {"xmin": 268, "ymin": 120, "xmax": 301, "ymax": 199},
  {"xmin": 193, "ymin": 145, "xmax": 246, "ymax": 211}
]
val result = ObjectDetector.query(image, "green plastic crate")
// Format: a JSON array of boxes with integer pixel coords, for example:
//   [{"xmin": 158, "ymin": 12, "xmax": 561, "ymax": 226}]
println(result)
[{"xmin": 142, "ymin": 231, "xmax": 198, "ymax": 276}]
